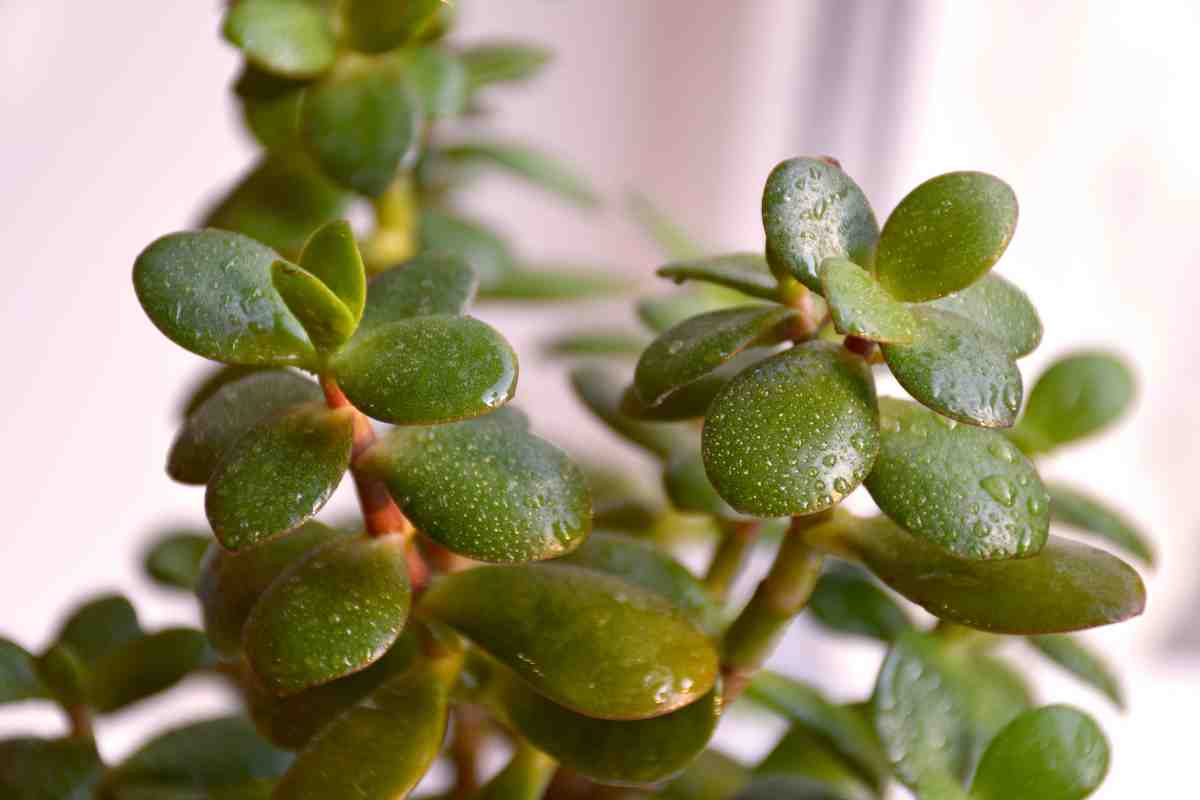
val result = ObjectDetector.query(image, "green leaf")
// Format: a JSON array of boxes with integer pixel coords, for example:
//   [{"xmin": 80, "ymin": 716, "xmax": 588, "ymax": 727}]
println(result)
[
  {"xmin": 0, "ymin": 639, "xmax": 47, "ymax": 705},
  {"xmin": 627, "ymin": 190, "xmax": 706, "ymax": 261},
  {"xmin": 297, "ymin": 219, "xmax": 365, "ymax": 322},
  {"xmin": 762, "ymin": 157, "xmax": 879, "ymax": 292},
  {"xmin": 201, "ymin": 156, "xmax": 350, "ymax": 259},
  {"xmin": 841, "ymin": 515, "xmax": 1146, "ymax": 633},
  {"xmin": 637, "ymin": 290, "xmax": 747, "ymax": 334},
  {"xmin": 168, "ymin": 369, "xmax": 322, "ymax": 485},
  {"xmin": 144, "ymin": 533, "xmax": 210, "ymax": 590},
  {"xmin": 405, "ymin": 47, "xmax": 469, "ymax": 118},
  {"xmin": 875, "ymin": 172, "xmax": 1018, "ymax": 302},
  {"xmin": 0, "ymin": 737, "xmax": 102, "ymax": 799},
  {"xmin": 702, "ymin": 341, "xmax": 880, "ymax": 517},
  {"xmin": 270, "ymin": 259, "xmax": 357, "ymax": 354},
  {"xmin": 474, "ymin": 743, "xmax": 558, "ymax": 800},
  {"xmin": 744, "ymin": 672, "xmax": 890, "ymax": 791},
  {"xmin": 223, "ymin": 0, "xmax": 336, "ymax": 79},
  {"xmin": 274, "ymin": 655, "xmax": 457, "ymax": 799},
  {"xmin": 480, "ymin": 266, "xmax": 631, "ymax": 301},
  {"xmin": 205, "ymin": 403, "xmax": 354, "ymax": 550},
  {"xmin": 134, "ymin": 230, "xmax": 317, "ymax": 367},
  {"xmin": 1028, "ymin": 635, "xmax": 1124, "ymax": 708},
  {"xmin": 233, "ymin": 65, "xmax": 308, "ymax": 154},
  {"xmin": 561, "ymin": 532, "xmax": 724, "ymax": 636},
  {"xmin": 569, "ymin": 365, "xmax": 692, "ymax": 458},
  {"xmin": 35, "ymin": 644, "xmax": 89, "ymax": 709},
  {"xmin": 440, "ymin": 141, "xmax": 599, "ymax": 208},
  {"xmin": 970, "ymin": 706, "xmax": 1108, "ymax": 800},
  {"xmin": 332, "ymin": 315, "xmax": 518, "ymax": 424},
  {"xmin": 197, "ymin": 521, "xmax": 346, "ymax": 659},
  {"xmin": 623, "ymin": 347, "xmax": 773, "ymax": 422},
  {"xmin": 657, "ymin": 253, "xmax": 780, "ymax": 301},
  {"xmin": 545, "ymin": 330, "xmax": 648, "ymax": 358},
  {"xmin": 422, "ymin": 564, "xmax": 718, "ymax": 719},
  {"xmin": 460, "ymin": 40, "xmax": 552, "ymax": 90},
  {"xmin": 881, "ymin": 307, "xmax": 1022, "ymax": 428},
  {"xmin": 819, "ymin": 257, "xmax": 915, "ymax": 343},
  {"xmin": 341, "ymin": 0, "xmax": 443, "ymax": 53},
  {"xmin": 951, "ymin": 650, "xmax": 1034, "ymax": 765},
  {"xmin": 663, "ymin": 446, "xmax": 741, "ymax": 521},
  {"xmin": 865, "ymin": 398, "xmax": 1049, "ymax": 559},
  {"xmin": 244, "ymin": 533, "xmax": 411, "ymax": 694},
  {"xmin": 659, "ymin": 749, "xmax": 750, "ymax": 800},
  {"xmin": 916, "ymin": 772, "xmax": 971, "ymax": 800},
  {"xmin": 88, "ymin": 628, "xmax": 210, "ymax": 713},
  {"xmin": 1046, "ymin": 482, "xmax": 1154, "ymax": 566},
  {"xmin": 356, "ymin": 254, "xmax": 478, "ymax": 338},
  {"xmin": 634, "ymin": 305, "xmax": 793, "ymax": 408},
  {"xmin": 756, "ymin": 725, "xmax": 876, "ymax": 800},
  {"xmin": 921, "ymin": 273, "xmax": 1041, "ymax": 358},
  {"xmin": 734, "ymin": 776, "xmax": 849, "ymax": 800},
  {"xmin": 1012, "ymin": 352, "xmax": 1136, "ymax": 454},
  {"xmin": 807, "ymin": 562, "xmax": 912, "ymax": 642},
  {"xmin": 301, "ymin": 58, "xmax": 422, "ymax": 196},
  {"xmin": 55, "ymin": 594, "xmax": 140, "ymax": 663},
  {"xmin": 359, "ymin": 410, "xmax": 591, "ymax": 562},
  {"xmin": 419, "ymin": 209, "xmax": 515, "ymax": 290}
]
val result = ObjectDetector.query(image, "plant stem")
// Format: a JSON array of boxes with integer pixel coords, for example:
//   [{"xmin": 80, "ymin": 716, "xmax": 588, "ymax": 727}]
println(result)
[
  {"xmin": 843, "ymin": 335, "xmax": 875, "ymax": 358},
  {"xmin": 703, "ymin": 520, "xmax": 760, "ymax": 601},
  {"xmin": 65, "ymin": 705, "xmax": 92, "ymax": 740},
  {"xmin": 450, "ymin": 704, "xmax": 486, "ymax": 798}
]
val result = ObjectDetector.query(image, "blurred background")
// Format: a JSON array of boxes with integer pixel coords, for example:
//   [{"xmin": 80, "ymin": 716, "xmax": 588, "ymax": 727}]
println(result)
[{"xmin": 1, "ymin": 0, "xmax": 1197, "ymax": 795}]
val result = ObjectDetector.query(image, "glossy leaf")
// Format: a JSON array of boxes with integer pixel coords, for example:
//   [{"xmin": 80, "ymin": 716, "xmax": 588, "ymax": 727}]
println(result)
[
  {"xmin": 55, "ymin": 594, "xmax": 141, "ymax": 663},
  {"xmin": 922, "ymin": 273, "xmax": 1041, "ymax": 358},
  {"xmin": 89, "ymin": 628, "xmax": 210, "ymax": 712},
  {"xmin": 134, "ymin": 230, "xmax": 317, "ymax": 367},
  {"xmin": 144, "ymin": 533, "xmax": 210, "ymax": 590},
  {"xmin": 301, "ymin": 59, "xmax": 421, "ymax": 196},
  {"xmin": 970, "ymin": 706, "xmax": 1108, "ymax": 800},
  {"xmin": 274, "ymin": 655, "xmax": 457, "ymax": 799},
  {"xmin": 360, "ymin": 410, "xmax": 590, "ymax": 562},
  {"xmin": 223, "ymin": 0, "xmax": 336, "ymax": 79},
  {"xmin": 197, "ymin": 522, "xmax": 346, "ymax": 659},
  {"xmin": 569, "ymin": 365, "xmax": 692, "ymax": 458},
  {"xmin": 0, "ymin": 737, "xmax": 102, "ymax": 799},
  {"xmin": 881, "ymin": 307, "xmax": 1022, "ymax": 428},
  {"xmin": 807, "ymin": 562, "xmax": 912, "ymax": 642},
  {"xmin": 244, "ymin": 533, "xmax": 411, "ymax": 694},
  {"xmin": 460, "ymin": 40, "xmax": 552, "ymax": 90},
  {"xmin": 270, "ymin": 259, "xmax": 357, "ymax": 353},
  {"xmin": 1013, "ymin": 352, "xmax": 1136, "ymax": 454},
  {"xmin": 1046, "ymin": 482, "xmax": 1154, "ymax": 565},
  {"xmin": 875, "ymin": 172, "xmax": 1017, "ymax": 302},
  {"xmin": 664, "ymin": 446, "xmax": 741, "ymax": 521},
  {"xmin": 474, "ymin": 743, "xmax": 558, "ymax": 800},
  {"xmin": 206, "ymin": 403, "xmax": 353, "ymax": 550},
  {"xmin": 333, "ymin": 314, "xmax": 517, "ymax": 424},
  {"xmin": 0, "ymin": 639, "xmax": 47, "ymax": 705},
  {"xmin": 952, "ymin": 650, "xmax": 1034, "ymax": 765},
  {"xmin": 298, "ymin": 219, "xmax": 365, "ymax": 323},
  {"xmin": 480, "ymin": 266, "xmax": 631, "ymax": 301},
  {"xmin": 405, "ymin": 47, "xmax": 469, "ymax": 118},
  {"xmin": 820, "ymin": 257, "xmax": 915, "ymax": 343},
  {"xmin": 341, "ymin": 0, "xmax": 443, "ymax": 53},
  {"xmin": 635, "ymin": 305, "xmax": 793, "ymax": 408},
  {"xmin": 842, "ymin": 516, "xmax": 1146, "ymax": 633},
  {"xmin": 756, "ymin": 725, "xmax": 876, "ymax": 800},
  {"xmin": 657, "ymin": 253, "xmax": 780, "ymax": 301},
  {"xmin": 762, "ymin": 157, "xmax": 879, "ymax": 292},
  {"xmin": 1028, "ymin": 635, "xmax": 1124, "ymax": 708},
  {"xmin": 422, "ymin": 564, "xmax": 718, "ymax": 719},
  {"xmin": 441, "ymin": 140, "xmax": 599, "ymax": 207},
  {"xmin": 622, "ymin": 347, "xmax": 772, "ymax": 422},
  {"xmin": 865, "ymin": 398, "xmax": 1049, "ymax": 559},
  {"xmin": 356, "ymin": 254, "xmax": 477, "ymax": 338},
  {"xmin": 419, "ymin": 209, "xmax": 514, "ymax": 289},
  {"xmin": 702, "ymin": 341, "xmax": 880, "ymax": 517}
]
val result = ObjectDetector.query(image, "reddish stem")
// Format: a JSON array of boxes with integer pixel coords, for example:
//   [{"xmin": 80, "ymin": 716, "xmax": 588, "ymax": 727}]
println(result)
[{"xmin": 844, "ymin": 335, "xmax": 875, "ymax": 358}]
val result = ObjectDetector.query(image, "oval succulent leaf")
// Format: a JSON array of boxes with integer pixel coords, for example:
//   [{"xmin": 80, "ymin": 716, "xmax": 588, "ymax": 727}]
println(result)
[
  {"xmin": 405, "ymin": 47, "xmax": 469, "ymax": 118},
  {"xmin": 234, "ymin": 65, "xmax": 308, "ymax": 155},
  {"xmin": 88, "ymin": 628, "xmax": 210, "ymax": 713},
  {"xmin": 843, "ymin": 516, "xmax": 1146, "ymax": 634},
  {"xmin": 1013, "ymin": 352, "xmax": 1135, "ymax": 454},
  {"xmin": 820, "ymin": 257, "xmax": 916, "ymax": 343},
  {"xmin": 332, "ymin": 314, "xmax": 518, "ymax": 425},
  {"xmin": 569, "ymin": 365, "xmax": 692, "ymax": 458},
  {"xmin": 881, "ymin": 307, "xmax": 1022, "ymax": 428},
  {"xmin": 660, "ymin": 749, "xmax": 751, "ymax": 800},
  {"xmin": 359, "ymin": 410, "xmax": 591, "ymax": 563},
  {"xmin": 133, "ymin": 230, "xmax": 317, "ymax": 367},
  {"xmin": 622, "ymin": 348, "xmax": 772, "ymax": 422},
  {"xmin": 480, "ymin": 265, "xmax": 632, "ymax": 302},
  {"xmin": 0, "ymin": 639, "xmax": 48, "ymax": 705},
  {"xmin": 970, "ymin": 706, "xmax": 1109, "ymax": 800},
  {"xmin": 656, "ymin": 253, "xmax": 781, "ymax": 301},
  {"xmin": 807, "ymin": 562, "xmax": 913, "ymax": 642},
  {"xmin": 206, "ymin": 403, "xmax": 353, "ymax": 551},
  {"xmin": 0, "ymin": 737, "xmax": 102, "ymax": 799},
  {"xmin": 440, "ymin": 140, "xmax": 600, "ymax": 208},
  {"xmin": 144, "ymin": 533, "xmax": 210, "ymax": 591},
  {"xmin": 634, "ymin": 305, "xmax": 794, "ymax": 408},
  {"xmin": 421, "ymin": 564, "xmax": 718, "ymax": 720},
  {"xmin": 702, "ymin": 341, "xmax": 880, "ymax": 517},
  {"xmin": 875, "ymin": 172, "xmax": 1018, "ymax": 302},
  {"xmin": 1028, "ymin": 635, "xmax": 1124, "ymax": 709},
  {"xmin": 244, "ymin": 533, "xmax": 412, "ymax": 695},
  {"xmin": 356, "ymin": 254, "xmax": 478, "ymax": 338},
  {"xmin": 756, "ymin": 725, "xmax": 877, "ymax": 800},
  {"xmin": 55, "ymin": 594, "xmax": 141, "ymax": 663},
  {"xmin": 921, "ymin": 273, "xmax": 1042, "ymax": 358},
  {"xmin": 341, "ymin": 0, "xmax": 444, "ymax": 53},
  {"xmin": 270, "ymin": 259, "xmax": 358, "ymax": 354},
  {"xmin": 762, "ymin": 157, "xmax": 880, "ymax": 292},
  {"xmin": 298, "ymin": 219, "xmax": 366, "ymax": 323},
  {"xmin": 1046, "ymin": 482, "xmax": 1154, "ymax": 566},
  {"xmin": 223, "ymin": 0, "xmax": 336, "ymax": 79},
  {"xmin": 865, "ymin": 398, "xmax": 1049, "ymax": 560},
  {"xmin": 474, "ymin": 743, "xmax": 558, "ymax": 800},
  {"xmin": 637, "ymin": 289, "xmax": 748, "ymax": 334}
]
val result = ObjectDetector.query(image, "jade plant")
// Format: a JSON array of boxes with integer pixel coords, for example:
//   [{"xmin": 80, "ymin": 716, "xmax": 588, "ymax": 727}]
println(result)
[{"xmin": 0, "ymin": 2, "xmax": 1151, "ymax": 799}]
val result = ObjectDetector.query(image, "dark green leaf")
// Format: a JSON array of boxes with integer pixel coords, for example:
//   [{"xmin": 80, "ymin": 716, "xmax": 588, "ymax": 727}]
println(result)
[
  {"xmin": 762, "ymin": 157, "xmax": 879, "ymax": 292},
  {"xmin": 405, "ymin": 47, "xmax": 469, "ymax": 117},
  {"xmin": 55, "ymin": 594, "xmax": 140, "ymax": 663},
  {"xmin": 360, "ymin": 410, "xmax": 591, "ymax": 562},
  {"xmin": 480, "ymin": 266, "xmax": 631, "ymax": 301},
  {"xmin": 1028, "ymin": 635, "xmax": 1124, "ymax": 708},
  {"xmin": 881, "ymin": 307, "xmax": 1021, "ymax": 428},
  {"xmin": 702, "ymin": 341, "xmax": 880, "ymax": 517},
  {"xmin": 545, "ymin": 330, "xmax": 648, "ymax": 358},
  {"xmin": 168, "ymin": 369, "xmax": 322, "ymax": 485},
  {"xmin": 460, "ymin": 41, "xmax": 552, "ymax": 90},
  {"xmin": 659, "ymin": 749, "xmax": 750, "ymax": 800},
  {"xmin": 1046, "ymin": 482, "xmax": 1154, "ymax": 565},
  {"xmin": 144, "ymin": 533, "xmax": 210, "ymax": 590},
  {"xmin": 820, "ymin": 257, "xmax": 915, "ymax": 343},
  {"xmin": 657, "ymin": 253, "xmax": 780, "ymax": 301},
  {"xmin": 333, "ymin": 315, "xmax": 518, "ymax": 424},
  {"xmin": 134, "ymin": 230, "xmax": 317, "ymax": 367},
  {"xmin": 223, "ymin": 0, "xmax": 336, "ymax": 79},
  {"xmin": 663, "ymin": 446, "xmax": 741, "ymax": 521},
  {"xmin": 734, "ymin": 776, "xmax": 848, "ymax": 800},
  {"xmin": 0, "ymin": 737, "xmax": 102, "ymax": 799},
  {"xmin": 474, "ymin": 743, "xmax": 558, "ymax": 800},
  {"xmin": 206, "ymin": 403, "xmax": 354, "ymax": 550},
  {"xmin": 756, "ymin": 725, "xmax": 876, "ymax": 800},
  {"xmin": 270, "ymin": 259, "xmax": 357, "ymax": 353},
  {"xmin": 1012, "ymin": 352, "xmax": 1135, "ymax": 454},
  {"xmin": 422, "ymin": 564, "xmax": 718, "ymax": 719},
  {"xmin": 233, "ymin": 65, "xmax": 308, "ymax": 154},
  {"xmin": 865, "ymin": 398, "xmax": 1049, "ymax": 559},
  {"xmin": 89, "ymin": 628, "xmax": 210, "ymax": 712},
  {"xmin": 951, "ymin": 650, "xmax": 1034, "ymax": 766},
  {"xmin": 341, "ymin": 0, "xmax": 443, "ymax": 53},
  {"xmin": 441, "ymin": 141, "xmax": 599, "ymax": 207},
  {"xmin": 244, "ymin": 533, "xmax": 411, "ymax": 694},
  {"xmin": 807, "ymin": 562, "xmax": 912, "ymax": 642},
  {"xmin": 35, "ymin": 645, "xmax": 88, "ymax": 708},
  {"xmin": 569, "ymin": 365, "xmax": 692, "ymax": 458},
  {"xmin": 636, "ymin": 290, "xmax": 747, "ymax": 334},
  {"xmin": 419, "ymin": 209, "xmax": 514, "ymax": 290},
  {"xmin": 356, "ymin": 254, "xmax": 478, "ymax": 338},
  {"xmin": 970, "ymin": 706, "xmax": 1108, "ymax": 800},
  {"xmin": 0, "ymin": 639, "xmax": 47, "ymax": 705},
  {"xmin": 921, "ymin": 273, "xmax": 1041, "ymax": 358},
  {"xmin": 297, "ymin": 219, "xmax": 365, "ymax": 323},
  {"xmin": 875, "ymin": 172, "xmax": 1017, "ymax": 302},
  {"xmin": 622, "ymin": 347, "xmax": 774, "ymax": 422}
]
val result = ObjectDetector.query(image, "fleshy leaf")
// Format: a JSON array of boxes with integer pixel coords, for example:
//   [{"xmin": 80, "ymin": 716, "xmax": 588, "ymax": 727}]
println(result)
[
  {"xmin": 1011, "ymin": 352, "xmax": 1135, "ymax": 454},
  {"xmin": 545, "ymin": 330, "xmax": 648, "ymax": 358},
  {"xmin": 133, "ymin": 230, "xmax": 317, "ymax": 367},
  {"xmin": 865, "ymin": 398, "xmax": 1049, "ymax": 560},
  {"xmin": 223, "ymin": 0, "xmax": 336, "ymax": 79},
  {"xmin": 756, "ymin": 725, "xmax": 876, "ymax": 800},
  {"xmin": 35, "ymin": 645, "xmax": 88, "ymax": 709},
  {"xmin": 474, "ymin": 742, "xmax": 558, "ymax": 800},
  {"xmin": 622, "ymin": 347, "xmax": 773, "ymax": 422},
  {"xmin": 243, "ymin": 533, "xmax": 412, "ymax": 695},
  {"xmin": 663, "ymin": 446, "xmax": 741, "ymax": 521},
  {"xmin": 922, "ymin": 273, "xmax": 1041, "ymax": 358},
  {"xmin": 359, "ymin": 409, "xmax": 591, "ymax": 563},
  {"xmin": 970, "ymin": 706, "xmax": 1109, "ymax": 800},
  {"xmin": 0, "ymin": 737, "xmax": 102, "ymax": 798},
  {"xmin": 820, "ymin": 257, "xmax": 915, "ymax": 343},
  {"xmin": 356, "ymin": 254, "xmax": 477, "ymax": 338},
  {"xmin": 421, "ymin": 564, "xmax": 718, "ymax": 719},
  {"xmin": 341, "ymin": 0, "xmax": 444, "ymax": 53},
  {"xmin": 405, "ymin": 47, "xmax": 469, "ymax": 118},
  {"xmin": 659, "ymin": 749, "xmax": 750, "ymax": 800},
  {"xmin": 441, "ymin": 140, "xmax": 599, "ymax": 207},
  {"xmin": 233, "ymin": 66, "xmax": 308, "ymax": 155},
  {"xmin": 144, "ymin": 533, "xmax": 210, "ymax": 591},
  {"xmin": 1046, "ymin": 482, "xmax": 1154, "ymax": 566},
  {"xmin": 0, "ymin": 639, "xmax": 48, "ymax": 705},
  {"xmin": 1028, "ymin": 635, "xmax": 1124, "ymax": 708},
  {"xmin": 637, "ymin": 289, "xmax": 748, "ymax": 334},
  {"xmin": 875, "ymin": 172, "xmax": 1018, "ymax": 302},
  {"xmin": 702, "ymin": 341, "xmax": 880, "ymax": 517},
  {"xmin": 569, "ymin": 365, "xmax": 692, "ymax": 458},
  {"xmin": 419, "ymin": 209, "xmax": 514, "ymax": 290},
  {"xmin": 205, "ymin": 403, "xmax": 354, "ymax": 550},
  {"xmin": 762, "ymin": 157, "xmax": 879, "ymax": 292},
  {"xmin": 657, "ymin": 253, "xmax": 780, "ymax": 301},
  {"xmin": 807, "ymin": 562, "xmax": 912, "ymax": 642},
  {"xmin": 734, "ymin": 776, "xmax": 850, "ymax": 800},
  {"xmin": 270, "ymin": 259, "xmax": 357, "ymax": 354},
  {"xmin": 298, "ymin": 219, "xmax": 365, "ymax": 323},
  {"xmin": 332, "ymin": 315, "xmax": 518, "ymax": 424},
  {"xmin": 55, "ymin": 594, "xmax": 141, "ymax": 663},
  {"xmin": 460, "ymin": 40, "xmax": 552, "ymax": 90},
  {"xmin": 88, "ymin": 628, "xmax": 210, "ymax": 712},
  {"xmin": 881, "ymin": 307, "xmax": 1021, "ymax": 427}
]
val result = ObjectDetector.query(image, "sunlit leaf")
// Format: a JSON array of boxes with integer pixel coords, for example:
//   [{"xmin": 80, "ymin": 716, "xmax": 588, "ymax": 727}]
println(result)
[{"xmin": 223, "ymin": 0, "xmax": 336, "ymax": 79}]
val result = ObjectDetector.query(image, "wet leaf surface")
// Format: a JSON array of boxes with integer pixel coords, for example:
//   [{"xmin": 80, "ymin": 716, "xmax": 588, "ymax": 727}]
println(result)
[
  {"xmin": 820, "ymin": 258, "xmax": 915, "ymax": 343},
  {"xmin": 657, "ymin": 253, "xmax": 780, "ymax": 301}
]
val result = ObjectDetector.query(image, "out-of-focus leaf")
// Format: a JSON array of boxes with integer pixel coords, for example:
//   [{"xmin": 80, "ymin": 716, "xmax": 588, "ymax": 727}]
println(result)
[
  {"xmin": 419, "ymin": 209, "xmax": 515, "ymax": 290},
  {"xmin": 969, "ymin": 706, "xmax": 1109, "ymax": 800},
  {"xmin": 223, "ymin": 0, "xmax": 336, "ymax": 79},
  {"xmin": 627, "ymin": 190, "xmax": 706, "ymax": 261},
  {"xmin": 1046, "ymin": 483, "xmax": 1154, "ymax": 566},
  {"xmin": 1028, "ymin": 635, "xmax": 1124, "ymax": 708},
  {"xmin": 55, "ymin": 594, "xmax": 140, "ymax": 664},
  {"xmin": 659, "ymin": 749, "xmax": 750, "ymax": 800},
  {"xmin": 657, "ymin": 253, "xmax": 779, "ymax": 301},
  {"xmin": 569, "ymin": 365, "xmax": 693, "ymax": 458},
  {"xmin": 1011, "ymin": 352, "xmax": 1136, "ymax": 454},
  {"xmin": 544, "ymin": 330, "xmax": 648, "ymax": 359},
  {"xmin": 460, "ymin": 41, "xmax": 552, "ymax": 90},
  {"xmin": 0, "ymin": 639, "xmax": 48, "ymax": 705},
  {"xmin": 756, "ymin": 725, "xmax": 876, "ymax": 800},
  {"xmin": 807, "ymin": 562, "xmax": 912, "ymax": 642},
  {"xmin": 0, "ymin": 736, "xmax": 102, "ymax": 799},
  {"xmin": 480, "ymin": 266, "xmax": 632, "ymax": 301},
  {"xmin": 356, "ymin": 254, "xmax": 477, "ymax": 338},
  {"xmin": 404, "ymin": 47, "xmax": 469, "ymax": 118},
  {"xmin": 663, "ymin": 446, "xmax": 741, "ymax": 522},
  {"xmin": 89, "ymin": 628, "xmax": 210, "ymax": 713},
  {"xmin": 440, "ymin": 141, "xmax": 599, "ymax": 207},
  {"xmin": 473, "ymin": 742, "xmax": 558, "ymax": 800},
  {"xmin": 342, "ymin": 0, "xmax": 444, "ymax": 53},
  {"xmin": 144, "ymin": 533, "xmax": 210, "ymax": 591}
]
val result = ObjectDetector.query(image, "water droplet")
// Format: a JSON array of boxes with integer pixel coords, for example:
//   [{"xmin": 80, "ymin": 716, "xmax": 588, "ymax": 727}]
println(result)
[
  {"xmin": 989, "ymin": 440, "xmax": 1015, "ymax": 463},
  {"xmin": 980, "ymin": 475, "xmax": 1017, "ymax": 507}
]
